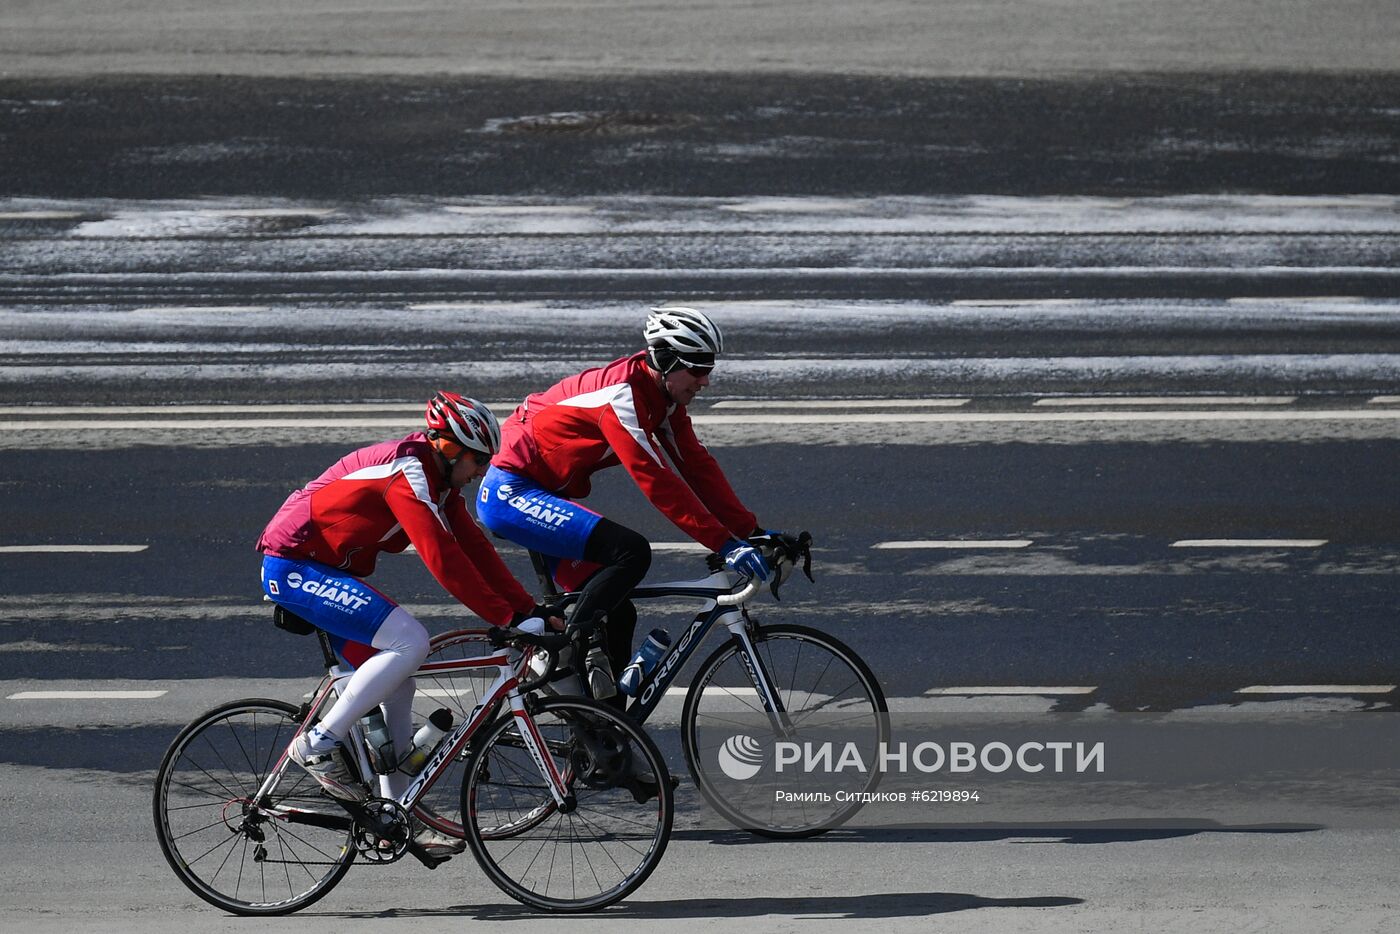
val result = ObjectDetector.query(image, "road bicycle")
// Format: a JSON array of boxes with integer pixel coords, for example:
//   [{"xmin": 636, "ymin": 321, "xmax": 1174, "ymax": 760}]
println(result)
[
  {"xmin": 415, "ymin": 532, "xmax": 889, "ymax": 838},
  {"xmin": 152, "ymin": 614, "xmax": 673, "ymax": 915}
]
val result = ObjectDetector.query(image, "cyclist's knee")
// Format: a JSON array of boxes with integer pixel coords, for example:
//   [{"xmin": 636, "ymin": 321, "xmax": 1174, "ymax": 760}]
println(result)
[
  {"xmin": 373, "ymin": 606, "xmax": 430, "ymax": 664},
  {"xmin": 586, "ymin": 520, "xmax": 652, "ymax": 579}
]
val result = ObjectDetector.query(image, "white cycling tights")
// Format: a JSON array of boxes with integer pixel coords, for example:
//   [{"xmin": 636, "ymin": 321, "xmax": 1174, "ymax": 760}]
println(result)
[{"xmin": 315, "ymin": 606, "xmax": 429, "ymax": 797}]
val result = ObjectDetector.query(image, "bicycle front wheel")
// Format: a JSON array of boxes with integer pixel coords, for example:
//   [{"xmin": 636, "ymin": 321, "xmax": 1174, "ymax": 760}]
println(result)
[
  {"xmin": 152, "ymin": 698, "xmax": 356, "ymax": 915},
  {"xmin": 461, "ymin": 697, "xmax": 674, "ymax": 911},
  {"xmin": 682, "ymin": 623, "xmax": 889, "ymax": 838}
]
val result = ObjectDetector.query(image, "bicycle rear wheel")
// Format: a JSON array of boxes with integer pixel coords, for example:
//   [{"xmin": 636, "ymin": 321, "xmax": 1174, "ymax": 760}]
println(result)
[
  {"xmin": 152, "ymin": 699, "xmax": 356, "ymax": 915},
  {"xmin": 682, "ymin": 623, "xmax": 889, "ymax": 837},
  {"xmin": 461, "ymin": 697, "xmax": 673, "ymax": 911}
]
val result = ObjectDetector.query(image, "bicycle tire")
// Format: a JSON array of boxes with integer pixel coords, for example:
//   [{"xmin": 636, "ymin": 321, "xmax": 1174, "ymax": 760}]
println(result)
[
  {"xmin": 153, "ymin": 698, "xmax": 356, "ymax": 915},
  {"xmin": 681, "ymin": 623, "xmax": 889, "ymax": 838},
  {"xmin": 460, "ymin": 696, "xmax": 673, "ymax": 911}
]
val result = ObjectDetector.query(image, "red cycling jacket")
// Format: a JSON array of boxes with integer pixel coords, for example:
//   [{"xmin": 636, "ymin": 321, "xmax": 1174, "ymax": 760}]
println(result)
[
  {"xmin": 256, "ymin": 432, "xmax": 535, "ymax": 626},
  {"xmin": 493, "ymin": 351, "xmax": 757, "ymax": 553}
]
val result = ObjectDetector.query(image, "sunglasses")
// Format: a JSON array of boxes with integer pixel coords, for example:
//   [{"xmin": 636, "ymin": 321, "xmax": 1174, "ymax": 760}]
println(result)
[
  {"xmin": 438, "ymin": 437, "xmax": 492, "ymax": 468},
  {"xmin": 682, "ymin": 363, "xmax": 714, "ymax": 377}
]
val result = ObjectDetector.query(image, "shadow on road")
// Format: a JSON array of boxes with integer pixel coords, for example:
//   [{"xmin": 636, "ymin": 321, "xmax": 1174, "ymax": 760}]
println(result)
[
  {"xmin": 321, "ymin": 891, "xmax": 1083, "ymax": 921},
  {"xmin": 682, "ymin": 822, "xmax": 1321, "ymax": 846}
]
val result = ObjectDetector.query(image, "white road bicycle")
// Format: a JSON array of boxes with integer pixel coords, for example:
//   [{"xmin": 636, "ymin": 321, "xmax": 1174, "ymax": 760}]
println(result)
[{"xmin": 152, "ymin": 614, "xmax": 673, "ymax": 915}]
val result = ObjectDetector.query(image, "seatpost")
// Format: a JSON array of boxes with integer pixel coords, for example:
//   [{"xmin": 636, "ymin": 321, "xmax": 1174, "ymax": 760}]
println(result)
[
  {"xmin": 528, "ymin": 549, "xmax": 561, "ymax": 597},
  {"xmin": 316, "ymin": 630, "xmax": 338, "ymax": 669}
]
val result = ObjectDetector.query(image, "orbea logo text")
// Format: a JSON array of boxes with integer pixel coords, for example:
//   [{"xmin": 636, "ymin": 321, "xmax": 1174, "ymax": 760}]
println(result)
[{"xmin": 717, "ymin": 734, "xmax": 1105, "ymax": 778}]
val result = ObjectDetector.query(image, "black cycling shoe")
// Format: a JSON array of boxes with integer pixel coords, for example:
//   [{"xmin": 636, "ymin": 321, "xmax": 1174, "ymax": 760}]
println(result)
[{"xmin": 626, "ymin": 772, "xmax": 681, "ymax": 804}]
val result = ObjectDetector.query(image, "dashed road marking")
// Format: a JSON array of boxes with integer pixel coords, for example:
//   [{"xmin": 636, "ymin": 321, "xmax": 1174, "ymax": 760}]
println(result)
[
  {"xmin": 193, "ymin": 208, "xmax": 335, "ymax": 218},
  {"xmin": 0, "ymin": 545, "xmax": 149, "ymax": 554},
  {"xmin": 874, "ymin": 540, "xmax": 1033, "ymax": 549},
  {"xmin": 925, "ymin": 686, "xmax": 1098, "ymax": 696},
  {"xmin": 1226, "ymin": 296, "xmax": 1367, "ymax": 304},
  {"xmin": 443, "ymin": 205, "xmax": 596, "ymax": 216},
  {"xmin": 1236, "ymin": 684, "xmax": 1395, "ymax": 694},
  {"xmin": 649, "ymin": 542, "xmax": 712, "ymax": 553},
  {"xmin": 951, "ymin": 299, "xmax": 1091, "ymax": 307},
  {"xmin": 0, "ymin": 403, "xmax": 455, "ymax": 416},
  {"xmin": 131, "ymin": 305, "xmax": 272, "ymax": 314},
  {"xmin": 1034, "ymin": 396, "xmax": 1296, "ymax": 407},
  {"xmin": 0, "ymin": 210, "xmax": 84, "ymax": 220},
  {"xmin": 1368, "ymin": 396, "xmax": 1400, "ymax": 404},
  {"xmin": 7, "ymin": 690, "xmax": 167, "ymax": 700},
  {"xmin": 1170, "ymin": 539, "xmax": 1327, "ymax": 548},
  {"xmin": 709, "ymin": 399, "xmax": 970, "ymax": 409}
]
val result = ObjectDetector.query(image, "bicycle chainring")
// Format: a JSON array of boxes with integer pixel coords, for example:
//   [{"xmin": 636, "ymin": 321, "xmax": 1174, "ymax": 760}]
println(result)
[
  {"xmin": 568, "ymin": 719, "xmax": 633, "ymax": 788},
  {"xmin": 352, "ymin": 797, "xmax": 412, "ymax": 863}
]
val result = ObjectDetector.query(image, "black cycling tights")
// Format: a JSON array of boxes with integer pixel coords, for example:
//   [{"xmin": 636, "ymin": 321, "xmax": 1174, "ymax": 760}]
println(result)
[{"xmin": 572, "ymin": 518, "xmax": 651, "ymax": 669}]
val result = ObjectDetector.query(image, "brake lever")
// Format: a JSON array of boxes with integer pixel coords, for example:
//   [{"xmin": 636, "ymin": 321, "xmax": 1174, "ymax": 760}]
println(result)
[{"xmin": 768, "ymin": 531, "xmax": 815, "ymax": 601}]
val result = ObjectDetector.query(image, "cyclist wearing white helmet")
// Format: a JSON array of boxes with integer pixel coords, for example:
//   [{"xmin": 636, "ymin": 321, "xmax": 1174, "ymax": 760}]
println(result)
[
  {"xmin": 257, "ymin": 391, "xmax": 556, "ymax": 849},
  {"xmin": 478, "ymin": 307, "xmax": 781, "ymax": 696}
]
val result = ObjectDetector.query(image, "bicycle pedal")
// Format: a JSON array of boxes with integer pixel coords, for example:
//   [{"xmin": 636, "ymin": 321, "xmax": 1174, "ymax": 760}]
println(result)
[{"xmin": 406, "ymin": 843, "xmax": 448, "ymax": 870}]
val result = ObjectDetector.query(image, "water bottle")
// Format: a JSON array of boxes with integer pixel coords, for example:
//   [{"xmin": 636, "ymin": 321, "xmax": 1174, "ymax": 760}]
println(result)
[
  {"xmin": 399, "ymin": 708, "xmax": 454, "ymax": 775},
  {"xmin": 618, "ymin": 629, "xmax": 671, "ymax": 696},
  {"xmin": 359, "ymin": 709, "xmax": 396, "ymax": 775}
]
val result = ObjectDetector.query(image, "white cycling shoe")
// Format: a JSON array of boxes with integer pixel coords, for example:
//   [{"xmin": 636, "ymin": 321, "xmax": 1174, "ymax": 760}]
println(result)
[
  {"xmin": 413, "ymin": 822, "xmax": 466, "ymax": 858},
  {"xmin": 288, "ymin": 733, "xmax": 367, "ymax": 802}
]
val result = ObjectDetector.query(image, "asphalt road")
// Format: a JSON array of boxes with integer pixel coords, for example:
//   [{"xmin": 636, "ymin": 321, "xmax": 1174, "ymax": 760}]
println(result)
[{"xmin": 2, "ymin": 4, "xmax": 1399, "ymax": 928}]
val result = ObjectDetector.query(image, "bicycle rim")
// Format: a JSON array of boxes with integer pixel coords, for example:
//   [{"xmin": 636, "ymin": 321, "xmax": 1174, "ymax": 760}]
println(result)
[
  {"xmin": 682, "ymin": 624, "xmax": 890, "ymax": 838},
  {"xmin": 461, "ymin": 697, "xmax": 673, "ymax": 911},
  {"xmin": 152, "ymin": 699, "xmax": 356, "ymax": 915}
]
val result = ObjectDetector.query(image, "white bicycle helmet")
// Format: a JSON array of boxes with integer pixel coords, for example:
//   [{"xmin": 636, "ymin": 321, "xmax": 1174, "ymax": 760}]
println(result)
[
  {"xmin": 424, "ymin": 390, "xmax": 501, "ymax": 460},
  {"xmin": 643, "ymin": 306, "xmax": 723, "ymax": 372}
]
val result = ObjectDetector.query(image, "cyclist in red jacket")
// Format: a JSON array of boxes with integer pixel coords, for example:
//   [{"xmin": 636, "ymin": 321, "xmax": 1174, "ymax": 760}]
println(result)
[
  {"xmin": 257, "ymin": 392, "xmax": 554, "ymax": 843},
  {"xmin": 477, "ymin": 307, "xmax": 778, "ymax": 696}
]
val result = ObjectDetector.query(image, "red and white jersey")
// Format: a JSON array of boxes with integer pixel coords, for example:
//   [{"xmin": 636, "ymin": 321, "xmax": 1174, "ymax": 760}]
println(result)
[
  {"xmin": 493, "ymin": 351, "xmax": 757, "ymax": 553},
  {"xmin": 256, "ymin": 433, "xmax": 535, "ymax": 626}
]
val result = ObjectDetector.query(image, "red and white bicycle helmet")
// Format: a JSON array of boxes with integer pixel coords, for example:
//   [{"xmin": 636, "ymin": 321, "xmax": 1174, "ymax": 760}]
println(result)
[
  {"xmin": 643, "ymin": 306, "xmax": 724, "ymax": 373},
  {"xmin": 425, "ymin": 391, "xmax": 500, "ymax": 461}
]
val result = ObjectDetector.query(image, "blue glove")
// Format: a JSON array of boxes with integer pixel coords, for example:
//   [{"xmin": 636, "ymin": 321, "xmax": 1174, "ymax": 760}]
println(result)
[{"xmin": 720, "ymin": 538, "xmax": 770, "ymax": 581}]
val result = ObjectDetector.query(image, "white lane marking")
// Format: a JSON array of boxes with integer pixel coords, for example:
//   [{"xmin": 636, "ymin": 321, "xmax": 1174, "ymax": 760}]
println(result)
[
  {"xmin": 194, "ymin": 209, "xmax": 334, "ymax": 218},
  {"xmin": 1034, "ymin": 396, "xmax": 1297, "ymax": 407},
  {"xmin": 443, "ymin": 205, "xmax": 595, "ymax": 216},
  {"xmin": 1227, "ymin": 296, "xmax": 1367, "ymax": 304},
  {"xmin": 7, "ymin": 690, "xmax": 167, "ymax": 700},
  {"xmin": 0, "ymin": 210, "xmax": 84, "ymax": 220},
  {"xmin": 925, "ymin": 686, "xmax": 1097, "ymax": 696},
  {"xmin": 1170, "ymin": 539, "xmax": 1327, "ymax": 548},
  {"xmin": 874, "ymin": 540, "xmax": 1033, "ymax": 549},
  {"xmin": 0, "ymin": 545, "xmax": 149, "ymax": 553},
  {"xmin": 1236, "ymin": 684, "xmax": 1395, "ymax": 694},
  {"xmin": 691, "ymin": 410, "xmax": 1400, "ymax": 425},
  {"xmin": 709, "ymin": 399, "xmax": 970, "ymax": 409},
  {"xmin": 9, "ymin": 266, "xmax": 1400, "ymax": 283},
  {"xmin": 9, "ymin": 409, "xmax": 1400, "ymax": 431},
  {"xmin": 952, "ymin": 299, "xmax": 1090, "ymax": 307},
  {"xmin": 666, "ymin": 686, "xmax": 758, "ymax": 697},
  {"xmin": 131, "ymin": 306, "xmax": 271, "ymax": 314},
  {"xmin": 650, "ymin": 542, "xmax": 711, "ymax": 553},
  {"xmin": 0, "ymin": 403, "xmax": 434, "ymax": 416},
  {"xmin": 1368, "ymin": 396, "xmax": 1400, "ymax": 404}
]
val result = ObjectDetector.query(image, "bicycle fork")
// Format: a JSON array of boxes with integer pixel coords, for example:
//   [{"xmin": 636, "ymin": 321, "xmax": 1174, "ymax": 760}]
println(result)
[
  {"xmin": 508, "ymin": 692, "xmax": 577, "ymax": 813},
  {"xmin": 723, "ymin": 611, "xmax": 798, "ymax": 740}
]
